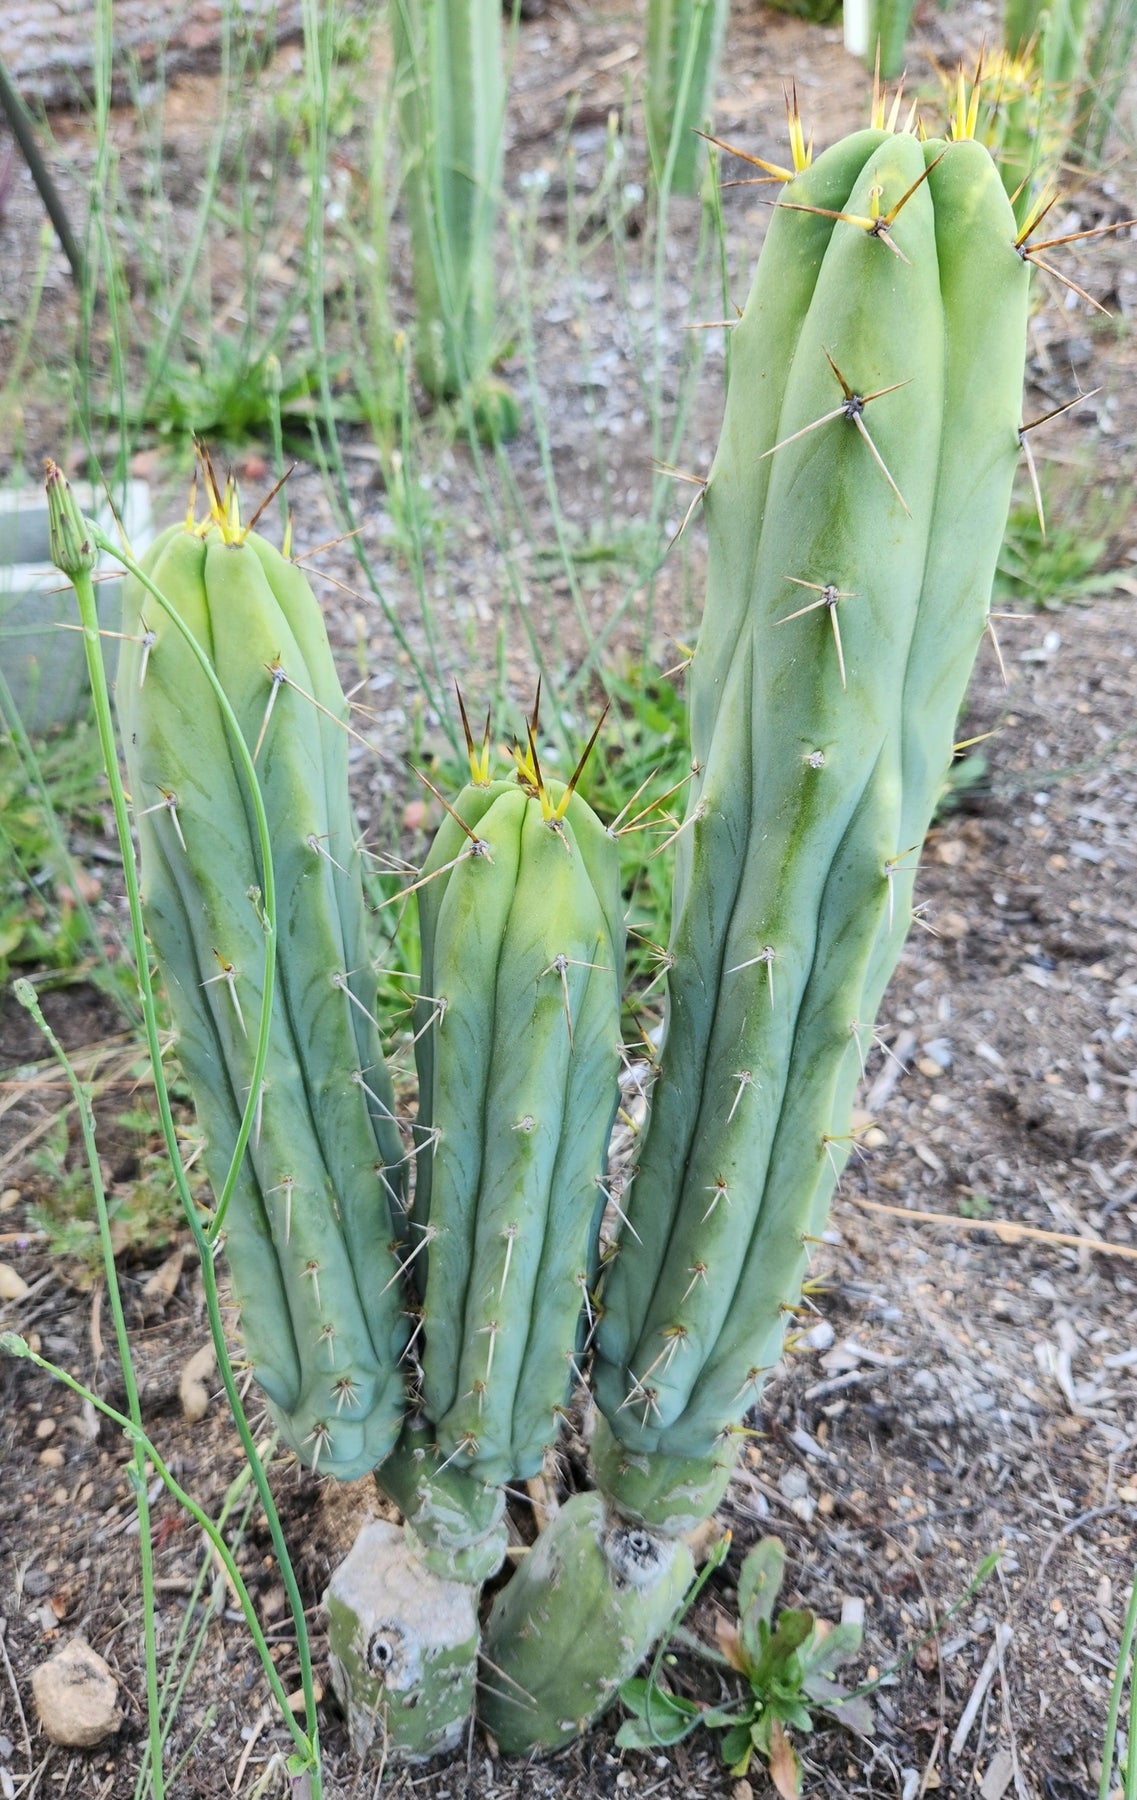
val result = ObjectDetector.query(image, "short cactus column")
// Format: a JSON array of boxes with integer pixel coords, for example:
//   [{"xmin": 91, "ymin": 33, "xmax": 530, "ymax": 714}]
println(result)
[
  {"xmin": 335, "ymin": 716, "xmax": 626, "ymax": 1757},
  {"xmin": 409, "ymin": 737, "xmax": 625, "ymax": 1486}
]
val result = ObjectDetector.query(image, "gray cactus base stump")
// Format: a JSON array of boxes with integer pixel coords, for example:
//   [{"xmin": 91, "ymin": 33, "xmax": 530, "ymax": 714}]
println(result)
[{"xmin": 324, "ymin": 1519, "xmax": 480, "ymax": 1762}]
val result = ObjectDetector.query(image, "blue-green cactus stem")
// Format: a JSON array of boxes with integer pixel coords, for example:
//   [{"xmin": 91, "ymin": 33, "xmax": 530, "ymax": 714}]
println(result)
[{"xmin": 681, "ymin": 127, "xmax": 887, "ymax": 792}]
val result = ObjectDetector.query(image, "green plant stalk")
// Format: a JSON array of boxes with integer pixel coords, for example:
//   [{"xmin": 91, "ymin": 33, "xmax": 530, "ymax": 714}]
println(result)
[
  {"xmin": 296, "ymin": 0, "xmax": 458, "ymax": 745},
  {"xmin": 164, "ymin": 1710, "xmax": 219, "ymax": 1792},
  {"xmin": 507, "ymin": 221, "xmax": 619, "ymax": 676},
  {"xmin": 0, "ymin": 1333, "xmax": 313, "ymax": 1767},
  {"xmin": 999, "ymin": 0, "xmax": 1092, "ymax": 204},
  {"xmin": 127, "ymin": 29, "xmax": 233, "ymax": 452},
  {"xmin": 1070, "ymin": 0, "xmax": 1137, "ymax": 164},
  {"xmin": 0, "ymin": 668, "xmax": 119, "ymax": 1004},
  {"xmin": 263, "ymin": 356, "xmax": 290, "ymax": 535},
  {"xmin": 648, "ymin": 18, "xmax": 704, "ymax": 454},
  {"xmin": 14, "ymin": 981, "xmax": 164, "ymax": 1799},
  {"xmin": 0, "ymin": 222, "xmax": 53, "ymax": 426},
  {"xmin": 1100, "ymin": 1573, "xmax": 1137, "ymax": 1800},
  {"xmin": 134, "ymin": 1463, "xmax": 259, "ymax": 1800},
  {"xmin": 54, "ymin": 502, "xmax": 321, "ymax": 1791},
  {"xmin": 1004, "ymin": 0, "xmax": 1090, "ymax": 88}
]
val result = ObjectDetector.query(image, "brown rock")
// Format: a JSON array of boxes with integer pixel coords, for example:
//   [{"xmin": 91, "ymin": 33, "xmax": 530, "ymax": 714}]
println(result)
[
  {"xmin": 179, "ymin": 1341, "xmax": 217, "ymax": 1423},
  {"xmin": 0, "ymin": 1262, "xmax": 29, "ymax": 1301},
  {"xmin": 32, "ymin": 1637, "xmax": 121, "ymax": 1747}
]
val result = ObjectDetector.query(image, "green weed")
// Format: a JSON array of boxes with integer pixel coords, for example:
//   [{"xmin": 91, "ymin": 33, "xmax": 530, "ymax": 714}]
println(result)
[
  {"xmin": 619, "ymin": 1536, "xmax": 872, "ymax": 1796},
  {"xmin": 25, "ymin": 1100, "xmax": 186, "ymax": 1272},
  {"xmin": 957, "ymin": 1191, "xmax": 996, "ymax": 1220},
  {"xmin": 995, "ymin": 476, "xmax": 1121, "ymax": 609},
  {"xmin": 272, "ymin": 5, "xmax": 378, "ymax": 151},
  {"xmin": 0, "ymin": 716, "xmax": 107, "ymax": 988},
  {"xmin": 620, "ymin": 1542, "xmax": 999, "ymax": 1795}
]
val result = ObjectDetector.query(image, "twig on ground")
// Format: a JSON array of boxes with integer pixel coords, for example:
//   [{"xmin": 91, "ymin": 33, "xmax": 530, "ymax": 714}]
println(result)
[
  {"xmin": 0, "ymin": 1616, "xmax": 32, "ymax": 1765},
  {"xmin": 1036, "ymin": 1503, "xmax": 1128, "ymax": 1578},
  {"xmin": 993, "ymin": 1573, "xmax": 1030, "ymax": 1800},
  {"xmin": 950, "ymin": 1624, "xmax": 1013, "ymax": 1761},
  {"xmin": 233, "ymin": 1704, "xmax": 270, "ymax": 1793},
  {"xmin": 844, "ymin": 1196, "xmax": 1137, "ymax": 1261}
]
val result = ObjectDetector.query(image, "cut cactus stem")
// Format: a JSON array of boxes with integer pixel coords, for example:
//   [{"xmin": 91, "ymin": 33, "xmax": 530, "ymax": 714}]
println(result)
[
  {"xmin": 477, "ymin": 1490, "xmax": 695, "ymax": 1754},
  {"xmin": 589, "ymin": 1414, "xmax": 736, "ymax": 1534},
  {"xmin": 117, "ymin": 500, "xmax": 408, "ymax": 1479},
  {"xmin": 325, "ymin": 1518, "xmax": 480, "ymax": 1762}
]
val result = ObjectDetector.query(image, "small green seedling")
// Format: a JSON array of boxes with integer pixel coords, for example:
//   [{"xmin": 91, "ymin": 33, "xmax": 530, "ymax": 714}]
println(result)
[{"xmin": 618, "ymin": 1536, "xmax": 871, "ymax": 1796}]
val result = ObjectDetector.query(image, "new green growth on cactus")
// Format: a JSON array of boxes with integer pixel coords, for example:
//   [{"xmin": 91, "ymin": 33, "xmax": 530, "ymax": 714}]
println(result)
[{"xmin": 117, "ymin": 459, "xmax": 409, "ymax": 1481}]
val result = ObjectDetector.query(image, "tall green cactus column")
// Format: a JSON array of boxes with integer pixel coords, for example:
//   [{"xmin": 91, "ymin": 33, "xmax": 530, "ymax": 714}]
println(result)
[
  {"xmin": 117, "ymin": 473, "xmax": 409, "ymax": 1481},
  {"xmin": 482, "ymin": 109, "xmax": 1030, "ymax": 1750}
]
